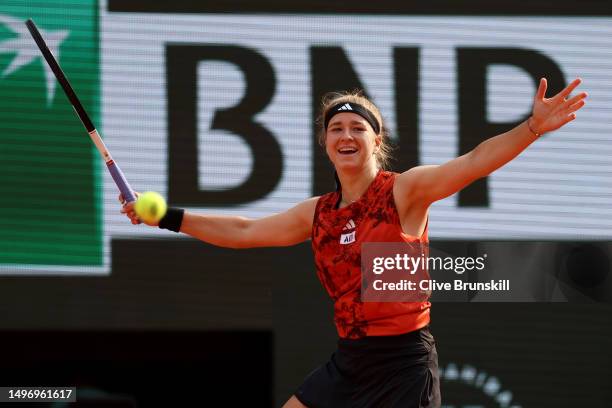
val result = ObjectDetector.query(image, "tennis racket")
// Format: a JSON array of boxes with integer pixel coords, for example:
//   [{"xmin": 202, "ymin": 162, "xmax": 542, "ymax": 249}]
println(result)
[{"xmin": 25, "ymin": 18, "xmax": 136, "ymax": 203}]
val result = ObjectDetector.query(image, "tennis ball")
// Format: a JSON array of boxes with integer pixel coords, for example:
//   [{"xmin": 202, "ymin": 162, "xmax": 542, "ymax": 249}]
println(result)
[{"xmin": 134, "ymin": 191, "xmax": 167, "ymax": 224}]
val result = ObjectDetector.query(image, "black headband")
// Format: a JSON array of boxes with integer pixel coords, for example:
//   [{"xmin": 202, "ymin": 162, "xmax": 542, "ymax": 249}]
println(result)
[{"xmin": 324, "ymin": 102, "xmax": 381, "ymax": 134}]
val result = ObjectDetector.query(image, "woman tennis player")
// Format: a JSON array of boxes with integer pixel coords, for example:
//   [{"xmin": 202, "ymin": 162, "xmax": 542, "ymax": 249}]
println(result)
[{"xmin": 121, "ymin": 77, "xmax": 586, "ymax": 407}]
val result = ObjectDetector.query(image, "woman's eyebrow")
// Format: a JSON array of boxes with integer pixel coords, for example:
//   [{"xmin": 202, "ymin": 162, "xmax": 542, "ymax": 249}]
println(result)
[{"xmin": 329, "ymin": 119, "xmax": 367, "ymax": 127}]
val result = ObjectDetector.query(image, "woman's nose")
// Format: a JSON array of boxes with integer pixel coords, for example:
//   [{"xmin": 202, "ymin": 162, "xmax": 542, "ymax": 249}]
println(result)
[{"xmin": 340, "ymin": 129, "xmax": 354, "ymax": 140}]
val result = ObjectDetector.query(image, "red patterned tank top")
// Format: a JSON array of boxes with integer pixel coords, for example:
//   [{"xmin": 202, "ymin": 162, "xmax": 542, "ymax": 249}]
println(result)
[{"xmin": 311, "ymin": 170, "xmax": 431, "ymax": 338}]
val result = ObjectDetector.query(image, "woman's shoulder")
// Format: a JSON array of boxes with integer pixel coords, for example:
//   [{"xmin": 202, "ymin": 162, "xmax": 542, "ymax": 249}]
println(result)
[
  {"xmin": 314, "ymin": 190, "xmax": 338, "ymax": 214},
  {"xmin": 382, "ymin": 170, "xmax": 399, "ymax": 182},
  {"xmin": 372, "ymin": 170, "xmax": 399, "ymax": 195}
]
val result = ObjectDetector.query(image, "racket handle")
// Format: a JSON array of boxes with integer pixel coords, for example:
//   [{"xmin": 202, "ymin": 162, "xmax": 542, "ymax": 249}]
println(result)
[{"xmin": 107, "ymin": 160, "xmax": 136, "ymax": 203}]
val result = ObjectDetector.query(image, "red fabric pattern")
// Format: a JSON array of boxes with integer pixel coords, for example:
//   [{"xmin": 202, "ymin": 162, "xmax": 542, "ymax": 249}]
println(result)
[{"xmin": 311, "ymin": 171, "xmax": 431, "ymax": 338}]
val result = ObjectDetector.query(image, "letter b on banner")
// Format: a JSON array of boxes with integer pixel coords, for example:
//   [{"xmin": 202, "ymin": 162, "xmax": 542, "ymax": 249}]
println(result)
[{"xmin": 166, "ymin": 45, "xmax": 282, "ymax": 206}]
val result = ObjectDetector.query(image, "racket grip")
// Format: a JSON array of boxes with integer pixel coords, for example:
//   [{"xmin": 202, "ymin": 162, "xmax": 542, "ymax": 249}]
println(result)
[{"xmin": 106, "ymin": 160, "xmax": 136, "ymax": 203}]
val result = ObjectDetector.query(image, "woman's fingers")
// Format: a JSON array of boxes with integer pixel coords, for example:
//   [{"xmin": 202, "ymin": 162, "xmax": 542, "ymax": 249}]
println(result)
[
  {"xmin": 556, "ymin": 78, "xmax": 582, "ymax": 101},
  {"xmin": 562, "ymin": 91, "xmax": 588, "ymax": 109},
  {"xmin": 562, "ymin": 112, "xmax": 577, "ymax": 126},
  {"xmin": 566, "ymin": 99, "xmax": 586, "ymax": 114},
  {"xmin": 120, "ymin": 206, "xmax": 139, "ymax": 221},
  {"xmin": 118, "ymin": 191, "xmax": 143, "ymax": 225},
  {"xmin": 118, "ymin": 199, "xmax": 141, "ymax": 224},
  {"xmin": 127, "ymin": 211, "xmax": 141, "ymax": 224},
  {"xmin": 556, "ymin": 93, "xmax": 586, "ymax": 118},
  {"xmin": 535, "ymin": 77, "xmax": 547, "ymax": 100}
]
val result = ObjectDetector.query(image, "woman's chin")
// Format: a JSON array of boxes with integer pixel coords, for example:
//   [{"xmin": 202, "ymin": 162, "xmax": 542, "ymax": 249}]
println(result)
[
  {"xmin": 334, "ymin": 160, "xmax": 361, "ymax": 172},
  {"xmin": 333, "ymin": 154, "xmax": 373, "ymax": 172}
]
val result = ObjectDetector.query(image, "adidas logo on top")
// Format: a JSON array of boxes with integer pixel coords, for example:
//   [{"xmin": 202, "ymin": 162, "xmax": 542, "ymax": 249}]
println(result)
[
  {"xmin": 337, "ymin": 103, "xmax": 353, "ymax": 111},
  {"xmin": 343, "ymin": 219, "xmax": 356, "ymax": 231}
]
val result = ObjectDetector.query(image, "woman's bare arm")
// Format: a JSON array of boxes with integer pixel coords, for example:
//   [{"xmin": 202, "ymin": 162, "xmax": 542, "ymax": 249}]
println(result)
[
  {"xmin": 122, "ymin": 196, "xmax": 319, "ymax": 249},
  {"xmin": 180, "ymin": 197, "xmax": 319, "ymax": 248}
]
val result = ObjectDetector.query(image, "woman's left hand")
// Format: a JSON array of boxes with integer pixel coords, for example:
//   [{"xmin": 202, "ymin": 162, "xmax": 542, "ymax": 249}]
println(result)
[{"xmin": 530, "ymin": 77, "xmax": 587, "ymax": 135}]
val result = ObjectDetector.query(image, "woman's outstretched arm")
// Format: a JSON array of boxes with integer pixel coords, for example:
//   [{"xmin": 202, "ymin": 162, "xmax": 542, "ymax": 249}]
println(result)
[
  {"xmin": 396, "ymin": 77, "xmax": 587, "ymax": 206},
  {"xmin": 121, "ymin": 196, "xmax": 319, "ymax": 249}
]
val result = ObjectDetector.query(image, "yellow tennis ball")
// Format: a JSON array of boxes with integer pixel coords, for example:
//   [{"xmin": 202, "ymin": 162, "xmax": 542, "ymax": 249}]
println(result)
[{"xmin": 134, "ymin": 191, "xmax": 167, "ymax": 224}]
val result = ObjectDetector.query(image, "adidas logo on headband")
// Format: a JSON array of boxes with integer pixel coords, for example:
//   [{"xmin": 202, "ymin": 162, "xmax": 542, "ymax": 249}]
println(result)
[{"xmin": 324, "ymin": 101, "xmax": 381, "ymax": 134}]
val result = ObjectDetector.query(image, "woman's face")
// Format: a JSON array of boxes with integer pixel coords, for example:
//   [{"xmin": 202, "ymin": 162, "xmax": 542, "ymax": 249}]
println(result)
[{"xmin": 325, "ymin": 112, "xmax": 381, "ymax": 172}]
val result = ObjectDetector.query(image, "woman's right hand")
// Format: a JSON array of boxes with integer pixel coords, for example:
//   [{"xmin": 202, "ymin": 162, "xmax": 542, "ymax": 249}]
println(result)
[{"xmin": 119, "ymin": 192, "xmax": 142, "ymax": 225}]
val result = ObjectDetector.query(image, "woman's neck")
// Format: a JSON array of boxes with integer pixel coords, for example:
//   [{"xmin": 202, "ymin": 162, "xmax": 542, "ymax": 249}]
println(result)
[{"xmin": 337, "ymin": 166, "xmax": 379, "ymax": 204}]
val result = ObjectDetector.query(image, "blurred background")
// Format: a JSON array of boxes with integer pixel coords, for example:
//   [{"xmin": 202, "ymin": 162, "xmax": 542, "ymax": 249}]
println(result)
[{"xmin": 0, "ymin": 0, "xmax": 611, "ymax": 406}]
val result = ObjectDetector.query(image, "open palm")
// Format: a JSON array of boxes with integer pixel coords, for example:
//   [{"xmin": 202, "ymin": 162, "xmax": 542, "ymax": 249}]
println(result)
[{"xmin": 531, "ymin": 77, "xmax": 587, "ymax": 135}]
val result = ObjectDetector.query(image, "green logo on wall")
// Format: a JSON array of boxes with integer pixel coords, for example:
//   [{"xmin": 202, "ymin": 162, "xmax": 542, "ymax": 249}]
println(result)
[{"xmin": 0, "ymin": 1, "xmax": 102, "ymax": 270}]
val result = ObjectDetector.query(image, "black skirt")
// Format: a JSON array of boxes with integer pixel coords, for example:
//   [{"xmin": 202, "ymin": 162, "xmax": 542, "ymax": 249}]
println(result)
[{"xmin": 295, "ymin": 326, "xmax": 440, "ymax": 408}]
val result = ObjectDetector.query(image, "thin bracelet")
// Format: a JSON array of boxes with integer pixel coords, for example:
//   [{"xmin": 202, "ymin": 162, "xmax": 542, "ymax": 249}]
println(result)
[{"xmin": 527, "ymin": 117, "xmax": 541, "ymax": 137}]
